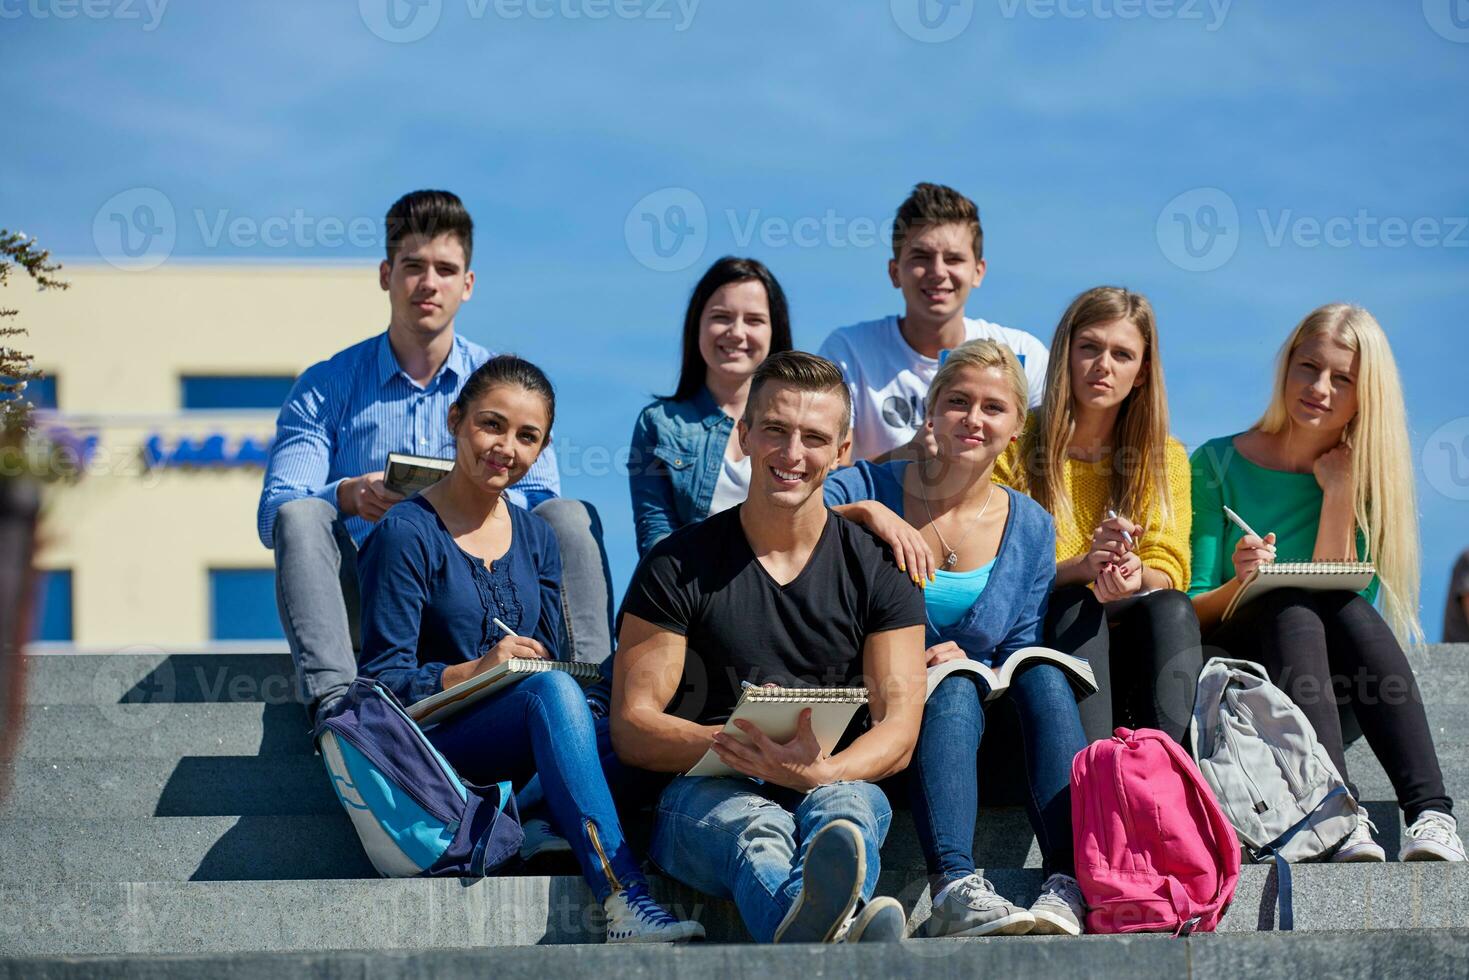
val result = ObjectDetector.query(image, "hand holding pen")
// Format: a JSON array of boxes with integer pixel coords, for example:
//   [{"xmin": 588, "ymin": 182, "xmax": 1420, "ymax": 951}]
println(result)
[{"xmin": 1223, "ymin": 505, "xmax": 1277, "ymax": 585}]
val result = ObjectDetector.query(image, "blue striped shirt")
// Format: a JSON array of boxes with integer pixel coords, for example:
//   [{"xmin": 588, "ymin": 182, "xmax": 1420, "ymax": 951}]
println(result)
[{"xmin": 257, "ymin": 331, "xmax": 560, "ymax": 548}]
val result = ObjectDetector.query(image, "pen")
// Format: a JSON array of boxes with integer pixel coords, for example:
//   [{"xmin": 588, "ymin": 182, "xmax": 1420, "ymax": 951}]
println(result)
[
  {"xmin": 1106, "ymin": 509, "xmax": 1134, "ymax": 546},
  {"xmin": 1221, "ymin": 505, "xmax": 1261, "ymax": 540},
  {"xmin": 492, "ymin": 617, "xmax": 518, "ymax": 637}
]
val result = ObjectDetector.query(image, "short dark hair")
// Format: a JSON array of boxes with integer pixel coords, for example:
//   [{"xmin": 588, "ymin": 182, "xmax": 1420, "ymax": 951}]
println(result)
[
  {"xmin": 891, "ymin": 182, "xmax": 983, "ymax": 262},
  {"xmin": 743, "ymin": 351, "xmax": 851, "ymax": 437},
  {"xmin": 666, "ymin": 256, "xmax": 793, "ymax": 403},
  {"xmin": 385, "ymin": 189, "xmax": 474, "ymax": 268},
  {"xmin": 451, "ymin": 355, "xmax": 555, "ymax": 443}
]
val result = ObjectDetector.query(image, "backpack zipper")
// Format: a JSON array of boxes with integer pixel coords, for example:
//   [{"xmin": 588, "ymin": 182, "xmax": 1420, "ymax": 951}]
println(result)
[{"xmin": 585, "ymin": 819, "xmax": 623, "ymax": 893}]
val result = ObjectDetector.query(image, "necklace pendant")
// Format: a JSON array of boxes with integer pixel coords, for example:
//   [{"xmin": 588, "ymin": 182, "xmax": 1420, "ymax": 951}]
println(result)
[{"xmin": 943, "ymin": 551, "xmax": 959, "ymax": 570}]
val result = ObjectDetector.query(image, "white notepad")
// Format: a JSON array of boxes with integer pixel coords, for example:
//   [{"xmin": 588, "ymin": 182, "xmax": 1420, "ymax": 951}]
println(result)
[
  {"xmin": 1223, "ymin": 561, "xmax": 1376, "ymax": 620},
  {"xmin": 685, "ymin": 686, "xmax": 869, "ymax": 778},
  {"xmin": 407, "ymin": 658, "xmax": 601, "ymax": 728}
]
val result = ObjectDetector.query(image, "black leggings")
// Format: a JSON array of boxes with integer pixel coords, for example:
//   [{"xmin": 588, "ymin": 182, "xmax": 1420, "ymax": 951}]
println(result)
[
  {"xmin": 1045, "ymin": 585, "xmax": 1204, "ymax": 746},
  {"xmin": 1204, "ymin": 588, "xmax": 1450, "ymax": 824}
]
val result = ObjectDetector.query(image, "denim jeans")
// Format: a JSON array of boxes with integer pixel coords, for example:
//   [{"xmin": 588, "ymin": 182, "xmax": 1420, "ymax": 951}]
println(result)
[
  {"xmin": 910, "ymin": 666, "xmax": 1085, "ymax": 882},
  {"xmin": 650, "ymin": 776, "xmax": 892, "ymax": 943},
  {"xmin": 272, "ymin": 496, "xmax": 614, "ymax": 722},
  {"xmin": 425, "ymin": 670, "xmax": 643, "ymax": 902}
]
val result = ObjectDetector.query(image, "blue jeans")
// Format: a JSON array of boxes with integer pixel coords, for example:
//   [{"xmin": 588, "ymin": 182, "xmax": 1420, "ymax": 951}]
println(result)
[
  {"xmin": 650, "ymin": 776, "xmax": 891, "ymax": 943},
  {"xmin": 426, "ymin": 670, "xmax": 642, "ymax": 902},
  {"xmin": 910, "ymin": 666, "xmax": 1085, "ymax": 882}
]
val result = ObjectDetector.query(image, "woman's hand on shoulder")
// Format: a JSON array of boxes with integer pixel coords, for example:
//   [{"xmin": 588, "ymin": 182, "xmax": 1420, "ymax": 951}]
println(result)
[
  {"xmin": 1231, "ymin": 532, "xmax": 1277, "ymax": 586},
  {"xmin": 1313, "ymin": 443, "xmax": 1355, "ymax": 496},
  {"xmin": 475, "ymin": 635, "xmax": 552, "ymax": 674},
  {"xmin": 844, "ymin": 500, "xmax": 936, "ymax": 586},
  {"xmin": 924, "ymin": 641, "xmax": 967, "ymax": 668}
]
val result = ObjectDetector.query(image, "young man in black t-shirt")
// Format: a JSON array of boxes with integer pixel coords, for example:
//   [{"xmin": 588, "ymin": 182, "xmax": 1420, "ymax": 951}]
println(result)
[{"xmin": 611, "ymin": 352, "xmax": 927, "ymax": 944}]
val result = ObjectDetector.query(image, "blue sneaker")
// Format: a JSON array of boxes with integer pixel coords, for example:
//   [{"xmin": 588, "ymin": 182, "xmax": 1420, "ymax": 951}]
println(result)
[
  {"xmin": 604, "ymin": 885, "xmax": 705, "ymax": 944},
  {"xmin": 772, "ymin": 819, "xmax": 866, "ymax": 944}
]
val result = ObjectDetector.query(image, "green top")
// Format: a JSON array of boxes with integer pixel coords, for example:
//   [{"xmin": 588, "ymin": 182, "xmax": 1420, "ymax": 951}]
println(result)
[{"xmin": 1188, "ymin": 434, "xmax": 1377, "ymax": 603}]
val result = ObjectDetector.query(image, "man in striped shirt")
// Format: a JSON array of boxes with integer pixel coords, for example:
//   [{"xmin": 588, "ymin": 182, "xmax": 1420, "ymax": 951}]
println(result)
[{"xmin": 258, "ymin": 190, "xmax": 610, "ymax": 720}]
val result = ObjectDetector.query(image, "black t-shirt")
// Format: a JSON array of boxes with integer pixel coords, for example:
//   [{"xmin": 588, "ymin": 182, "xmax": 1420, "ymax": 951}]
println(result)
[{"xmin": 620, "ymin": 505, "xmax": 925, "ymax": 725}]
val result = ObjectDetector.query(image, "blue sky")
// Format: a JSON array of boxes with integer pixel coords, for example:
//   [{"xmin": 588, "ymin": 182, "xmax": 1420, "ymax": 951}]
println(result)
[{"xmin": 6, "ymin": 0, "xmax": 1468, "ymax": 636}]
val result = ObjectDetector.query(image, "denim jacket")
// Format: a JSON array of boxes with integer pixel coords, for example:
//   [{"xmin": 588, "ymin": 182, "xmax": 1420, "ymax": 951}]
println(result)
[{"xmin": 629, "ymin": 387, "xmax": 736, "ymax": 556}]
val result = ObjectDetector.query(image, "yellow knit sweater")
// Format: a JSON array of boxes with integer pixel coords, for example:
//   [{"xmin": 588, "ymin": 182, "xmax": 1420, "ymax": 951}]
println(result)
[{"xmin": 993, "ymin": 422, "xmax": 1193, "ymax": 591}]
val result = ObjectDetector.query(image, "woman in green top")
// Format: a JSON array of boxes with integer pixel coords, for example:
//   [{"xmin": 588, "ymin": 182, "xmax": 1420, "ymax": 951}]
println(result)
[{"xmin": 1189, "ymin": 303, "xmax": 1463, "ymax": 864}]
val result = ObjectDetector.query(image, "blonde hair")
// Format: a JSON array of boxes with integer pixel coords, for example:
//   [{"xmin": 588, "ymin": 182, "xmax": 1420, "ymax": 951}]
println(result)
[
  {"xmin": 1015, "ymin": 286, "xmax": 1174, "ymax": 532},
  {"xmin": 1257, "ymin": 303, "xmax": 1421, "ymax": 643},
  {"xmin": 925, "ymin": 339, "xmax": 1029, "ymax": 421}
]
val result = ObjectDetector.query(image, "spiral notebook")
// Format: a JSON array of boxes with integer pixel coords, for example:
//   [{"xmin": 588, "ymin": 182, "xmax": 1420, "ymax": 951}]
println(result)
[
  {"xmin": 1223, "ymin": 561, "xmax": 1376, "ymax": 620},
  {"xmin": 407, "ymin": 658, "xmax": 601, "ymax": 728},
  {"xmin": 685, "ymin": 685, "xmax": 870, "ymax": 778}
]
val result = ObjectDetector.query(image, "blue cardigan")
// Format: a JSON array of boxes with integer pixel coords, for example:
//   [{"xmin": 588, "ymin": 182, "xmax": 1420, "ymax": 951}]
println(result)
[{"xmin": 824, "ymin": 460, "xmax": 1056, "ymax": 668}]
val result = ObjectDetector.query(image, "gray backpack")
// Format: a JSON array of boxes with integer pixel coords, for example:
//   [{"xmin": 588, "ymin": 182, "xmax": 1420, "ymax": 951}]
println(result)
[{"xmin": 1190, "ymin": 658, "xmax": 1359, "ymax": 926}]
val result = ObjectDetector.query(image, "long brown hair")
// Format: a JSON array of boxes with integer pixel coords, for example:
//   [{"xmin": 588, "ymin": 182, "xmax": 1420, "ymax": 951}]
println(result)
[{"xmin": 1015, "ymin": 286, "xmax": 1173, "ymax": 531}]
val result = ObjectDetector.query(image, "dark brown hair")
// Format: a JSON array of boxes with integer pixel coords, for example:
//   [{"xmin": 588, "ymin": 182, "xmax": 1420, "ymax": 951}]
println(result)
[
  {"xmin": 385, "ymin": 189, "xmax": 474, "ymax": 268},
  {"xmin": 666, "ymin": 256, "xmax": 793, "ymax": 402},
  {"xmin": 891, "ymin": 182, "xmax": 983, "ymax": 262},
  {"xmin": 743, "ymin": 351, "xmax": 851, "ymax": 437},
  {"xmin": 452, "ymin": 355, "xmax": 555, "ymax": 442}
]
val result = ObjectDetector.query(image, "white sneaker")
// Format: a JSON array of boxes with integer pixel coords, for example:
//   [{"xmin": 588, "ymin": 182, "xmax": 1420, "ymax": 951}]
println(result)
[
  {"xmin": 1330, "ymin": 817, "xmax": 1386, "ymax": 863},
  {"xmin": 519, "ymin": 817, "xmax": 572, "ymax": 862},
  {"xmin": 1400, "ymin": 811, "xmax": 1467, "ymax": 862},
  {"xmin": 920, "ymin": 873, "xmax": 1035, "ymax": 938},
  {"xmin": 1028, "ymin": 873, "xmax": 1086, "ymax": 936},
  {"xmin": 603, "ymin": 886, "xmax": 705, "ymax": 944}
]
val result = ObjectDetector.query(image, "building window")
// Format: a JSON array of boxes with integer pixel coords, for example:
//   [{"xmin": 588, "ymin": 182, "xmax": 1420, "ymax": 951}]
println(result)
[
  {"xmin": 209, "ymin": 569, "xmax": 284, "ymax": 641},
  {"xmin": 181, "ymin": 375, "xmax": 295, "ymax": 411},
  {"xmin": 32, "ymin": 569, "xmax": 73, "ymax": 642}
]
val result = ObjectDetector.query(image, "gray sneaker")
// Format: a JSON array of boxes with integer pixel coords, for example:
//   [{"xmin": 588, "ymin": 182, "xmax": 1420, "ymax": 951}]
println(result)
[
  {"xmin": 772, "ymin": 819, "xmax": 865, "ymax": 944},
  {"xmin": 1028, "ymin": 873, "xmax": 1086, "ymax": 936},
  {"xmin": 921, "ymin": 873, "xmax": 1035, "ymax": 938},
  {"xmin": 837, "ymin": 896, "xmax": 908, "ymax": 943}
]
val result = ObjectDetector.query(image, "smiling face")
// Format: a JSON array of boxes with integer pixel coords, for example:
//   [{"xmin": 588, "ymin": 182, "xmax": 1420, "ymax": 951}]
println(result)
[
  {"xmin": 1284, "ymin": 331, "xmax": 1359, "ymax": 436},
  {"xmin": 1068, "ymin": 317, "xmax": 1147, "ymax": 413},
  {"xmin": 737, "ymin": 383, "xmax": 850, "ymax": 510},
  {"xmin": 380, "ymin": 232, "xmax": 475, "ymax": 338},
  {"xmin": 888, "ymin": 222, "xmax": 985, "ymax": 327},
  {"xmin": 699, "ymin": 279, "xmax": 773, "ymax": 387},
  {"xmin": 447, "ymin": 383, "xmax": 550, "ymax": 494},
  {"xmin": 928, "ymin": 364, "xmax": 1024, "ymax": 468}
]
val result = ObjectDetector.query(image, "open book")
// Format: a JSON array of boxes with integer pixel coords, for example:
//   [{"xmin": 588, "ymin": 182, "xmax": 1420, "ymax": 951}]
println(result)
[
  {"xmin": 686, "ymin": 686, "xmax": 869, "ymax": 778},
  {"xmin": 407, "ymin": 658, "xmax": 601, "ymax": 728},
  {"xmin": 927, "ymin": 646, "xmax": 1096, "ymax": 702},
  {"xmin": 384, "ymin": 452, "xmax": 453, "ymax": 497},
  {"xmin": 1223, "ymin": 561, "xmax": 1376, "ymax": 620}
]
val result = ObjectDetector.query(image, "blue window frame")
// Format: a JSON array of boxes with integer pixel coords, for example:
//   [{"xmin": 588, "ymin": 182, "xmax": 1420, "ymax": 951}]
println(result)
[
  {"xmin": 181, "ymin": 375, "xmax": 295, "ymax": 411},
  {"xmin": 1, "ymin": 374, "xmax": 57, "ymax": 410},
  {"xmin": 32, "ymin": 569, "xmax": 73, "ymax": 642},
  {"xmin": 209, "ymin": 569, "xmax": 284, "ymax": 641}
]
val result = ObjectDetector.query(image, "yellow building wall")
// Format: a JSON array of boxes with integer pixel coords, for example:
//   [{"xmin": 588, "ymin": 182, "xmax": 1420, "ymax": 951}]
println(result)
[{"xmin": 15, "ymin": 263, "xmax": 382, "ymax": 648}]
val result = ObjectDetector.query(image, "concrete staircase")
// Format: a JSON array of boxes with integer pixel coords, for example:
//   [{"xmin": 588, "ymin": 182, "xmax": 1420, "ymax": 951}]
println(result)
[{"xmin": 3, "ymin": 647, "xmax": 1468, "ymax": 977}]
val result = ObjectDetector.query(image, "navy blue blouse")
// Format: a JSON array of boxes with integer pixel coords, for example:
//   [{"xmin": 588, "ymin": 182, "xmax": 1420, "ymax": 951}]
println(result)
[{"xmin": 357, "ymin": 494, "xmax": 564, "ymax": 706}]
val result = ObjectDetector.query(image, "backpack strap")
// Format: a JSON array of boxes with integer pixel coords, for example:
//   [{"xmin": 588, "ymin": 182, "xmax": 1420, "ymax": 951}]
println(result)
[{"xmin": 1254, "ymin": 785, "xmax": 1349, "ymax": 930}]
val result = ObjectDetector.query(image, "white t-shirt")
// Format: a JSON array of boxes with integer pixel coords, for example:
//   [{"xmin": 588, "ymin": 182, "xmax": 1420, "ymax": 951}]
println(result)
[
  {"xmin": 708, "ymin": 445, "xmax": 752, "ymax": 517},
  {"xmin": 817, "ymin": 315, "xmax": 1050, "ymax": 462}
]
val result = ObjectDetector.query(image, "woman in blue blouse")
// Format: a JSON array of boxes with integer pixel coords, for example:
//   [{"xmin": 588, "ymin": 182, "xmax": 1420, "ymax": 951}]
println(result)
[
  {"xmin": 357, "ymin": 356, "xmax": 701, "ymax": 944},
  {"xmin": 825, "ymin": 340, "xmax": 1087, "ymax": 939},
  {"xmin": 629, "ymin": 256, "xmax": 792, "ymax": 555}
]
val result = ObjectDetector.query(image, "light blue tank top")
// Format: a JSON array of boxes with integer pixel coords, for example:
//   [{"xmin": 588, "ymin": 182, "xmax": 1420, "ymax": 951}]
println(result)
[{"xmin": 924, "ymin": 558, "xmax": 997, "ymax": 631}]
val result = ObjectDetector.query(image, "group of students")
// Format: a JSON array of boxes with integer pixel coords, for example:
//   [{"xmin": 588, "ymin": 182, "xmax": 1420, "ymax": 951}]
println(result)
[{"xmin": 257, "ymin": 184, "xmax": 1465, "ymax": 946}]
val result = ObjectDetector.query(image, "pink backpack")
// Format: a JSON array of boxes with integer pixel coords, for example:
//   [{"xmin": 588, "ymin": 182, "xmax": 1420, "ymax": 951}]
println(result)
[{"xmin": 1071, "ymin": 728, "xmax": 1241, "ymax": 934}]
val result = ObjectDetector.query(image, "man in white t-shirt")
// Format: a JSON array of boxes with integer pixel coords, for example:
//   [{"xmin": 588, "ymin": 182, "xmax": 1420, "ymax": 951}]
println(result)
[{"xmin": 818, "ymin": 183, "xmax": 1049, "ymax": 463}]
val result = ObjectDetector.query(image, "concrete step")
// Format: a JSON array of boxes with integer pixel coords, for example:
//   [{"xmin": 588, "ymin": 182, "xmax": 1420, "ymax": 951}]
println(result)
[
  {"xmin": 1, "ymin": 865, "xmax": 1466, "ymax": 955},
  {"xmin": 13, "ymin": 703, "xmax": 313, "ymax": 759},
  {"xmin": 0, "ymin": 757, "xmax": 341, "ymax": 817},
  {"xmin": 20, "ymin": 645, "xmax": 1469, "ymax": 705},
  {"xmin": 3, "ymin": 930, "xmax": 1468, "ymax": 980}
]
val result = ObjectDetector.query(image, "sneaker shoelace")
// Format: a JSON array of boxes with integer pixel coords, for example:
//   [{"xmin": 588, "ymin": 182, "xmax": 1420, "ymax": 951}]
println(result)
[
  {"xmin": 951, "ymin": 875, "xmax": 1001, "ymax": 907},
  {"xmin": 1345, "ymin": 817, "xmax": 1380, "ymax": 846},
  {"xmin": 1408, "ymin": 812, "xmax": 1458, "ymax": 847},
  {"xmin": 1038, "ymin": 874, "xmax": 1084, "ymax": 910},
  {"xmin": 623, "ymin": 888, "xmax": 679, "ymax": 927}
]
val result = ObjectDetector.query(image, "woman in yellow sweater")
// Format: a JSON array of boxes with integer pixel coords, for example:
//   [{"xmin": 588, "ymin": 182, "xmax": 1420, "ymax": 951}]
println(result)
[{"xmin": 995, "ymin": 286, "xmax": 1201, "ymax": 745}]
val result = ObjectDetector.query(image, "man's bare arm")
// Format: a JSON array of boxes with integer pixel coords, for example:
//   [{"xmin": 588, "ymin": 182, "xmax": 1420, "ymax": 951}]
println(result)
[
  {"xmin": 610, "ymin": 613, "xmax": 722, "ymax": 773},
  {"xmin": 823, "ymin": 624, "xmax": 926, "ymax": 783}
]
